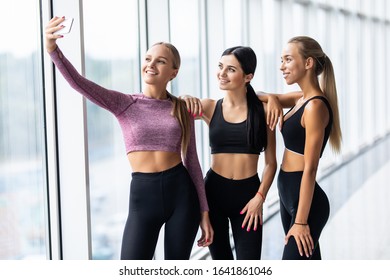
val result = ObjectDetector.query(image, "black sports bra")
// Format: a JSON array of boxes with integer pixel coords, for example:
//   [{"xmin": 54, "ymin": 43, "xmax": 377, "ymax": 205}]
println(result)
[
  {"xmin": 281, "ymin": 96, "xmax": 333, "ymax": 157},
  {"xmin": 209, "ymin": 99, "xmax": 261, "ymax": 155}
]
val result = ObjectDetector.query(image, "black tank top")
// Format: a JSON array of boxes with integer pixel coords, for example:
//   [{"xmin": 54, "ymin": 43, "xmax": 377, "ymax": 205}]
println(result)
[
  {"xmin": 209, "ymin": 99, "xmax": 261, "ymax": 155},
  {"xmin": 281, "ymin": 96, "xmax": 333, "ymax": 158}
]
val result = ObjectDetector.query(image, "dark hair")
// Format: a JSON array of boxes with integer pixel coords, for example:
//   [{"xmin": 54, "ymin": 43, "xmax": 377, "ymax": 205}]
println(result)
[{"xmin": 222, "ymin": 46, "xmax": 267, "ymax": 152}]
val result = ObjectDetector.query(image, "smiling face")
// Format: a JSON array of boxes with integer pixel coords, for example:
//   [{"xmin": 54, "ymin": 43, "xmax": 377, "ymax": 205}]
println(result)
[
  {"xmin": 217, "ymin": 54, "xmax": 252, "ymax": 91},
  {"xmin": 280, "ymin": 42, "xmax": 307, "ymax": 85},
  {"xmin": 141, "ymin": 44, "xmax": 179, "ymax": 86}
]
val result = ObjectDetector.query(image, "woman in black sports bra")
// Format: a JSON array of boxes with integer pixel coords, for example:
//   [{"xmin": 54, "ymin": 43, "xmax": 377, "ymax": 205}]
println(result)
[
  {"xmin": 182, "ymin": 46, "xmax": 277, "ymax": 259},
  {"xmin": 260, "ymin": 36, "xmax": 342, "ymax": 259}
]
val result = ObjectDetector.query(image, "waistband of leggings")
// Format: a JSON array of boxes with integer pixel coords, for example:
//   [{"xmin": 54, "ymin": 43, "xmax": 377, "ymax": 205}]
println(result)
[
  {"xmin": 132, "ymin": 162, "xmax": 184, "ymax": 177},
  {"xmin": 279, "ymin": 167, "xmax": 304, "ymax": 176},
  {"xmin": 208, "ymin": 168, "xmax": 259, "ymax": 183}
]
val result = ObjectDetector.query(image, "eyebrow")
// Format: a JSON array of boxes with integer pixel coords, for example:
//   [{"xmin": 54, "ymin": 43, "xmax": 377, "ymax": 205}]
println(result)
[
  {"xmin": 145, "ymin": 55, "xmax": 169, "ymax": 60},
  {"xmin": 219, "ymin": 62, "xmax": 238, "ymax": 69}
]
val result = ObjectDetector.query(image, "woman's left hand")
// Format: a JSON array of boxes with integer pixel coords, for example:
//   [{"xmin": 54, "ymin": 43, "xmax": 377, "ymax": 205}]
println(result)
[
  {"xmin": 240, "ymin": 195, "xmax": 264, "ymax": 232},
  {"xmin": 285, "ymin": 223, "xmax": 314, "ymax": 258},
  {"xmin": 266, "ymin": 95, "xmax": 284, "ymax": 131},
  {"xmin": 197, "ymin": 211, "xmax": 214, "ymax": 247}
]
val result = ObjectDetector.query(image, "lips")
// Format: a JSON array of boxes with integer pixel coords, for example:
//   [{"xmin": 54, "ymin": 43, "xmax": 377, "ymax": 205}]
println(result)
[
  {"xmin": 146, "ymin": 70, "xmax": 157, "ymax": 75},
  {"xmin": 219, "ymin": 79, "xmax": 229, "ymax": 84}
]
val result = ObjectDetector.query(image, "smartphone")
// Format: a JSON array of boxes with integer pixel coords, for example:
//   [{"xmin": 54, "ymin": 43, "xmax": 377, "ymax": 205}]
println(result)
[{"xmin": 54, "ymin": 17, "xmax": 74, "ymax": 35}]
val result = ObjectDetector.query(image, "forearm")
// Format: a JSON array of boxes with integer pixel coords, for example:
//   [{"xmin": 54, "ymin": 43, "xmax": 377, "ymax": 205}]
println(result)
[
  {"xmin": 257, "ymin": 91, "xmax": 302, "ymax": 108},
  {"xmin": 183, "ymin": 120, "xmax": 209, "ymax": 212},
  {"xmin": 258, "ymin": 161, "xmax": 277, "ymax": 198}
]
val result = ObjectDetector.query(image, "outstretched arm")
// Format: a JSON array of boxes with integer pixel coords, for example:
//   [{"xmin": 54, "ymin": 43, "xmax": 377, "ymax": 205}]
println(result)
[{"xmin": 45, "ymin": 17, "xmax": 134, "ymax": 115}]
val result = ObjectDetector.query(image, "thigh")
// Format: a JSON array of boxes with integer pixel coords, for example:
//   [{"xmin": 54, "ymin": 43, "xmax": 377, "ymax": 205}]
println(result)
[
  {"xmin": 208, "ymin": 209, "xmax": 234, "ymax": 260},
  {"xmin": 279, "ymin": 200, "xmax": 292, "ymax": 235},
  {"xmin": 120, "ymin": 176, "xmax": 164, "ymax": 260},
  {"xmin": 205, "ymin": 170, "xmax": 234, "ymax": 260},
  {"xmin": 120, "ymin": 209, "xmax": 162, "ymax": 260},
  {"xmin": 164, "ymin": 167, "xmax": 200, "ymax": 260},
  {"xmin": 230, "ymin": 214, "xmax": 262, "ymax": 260},
  {"xmin": 227, "ymin": 174, "xmax": 262, "ymax": 259}
]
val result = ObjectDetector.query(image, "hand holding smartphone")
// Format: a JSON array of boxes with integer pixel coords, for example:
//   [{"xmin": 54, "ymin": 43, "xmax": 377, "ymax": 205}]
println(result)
[{"xmin": 54, "ymin": 17, "xmax": 74, "ymax": 35}]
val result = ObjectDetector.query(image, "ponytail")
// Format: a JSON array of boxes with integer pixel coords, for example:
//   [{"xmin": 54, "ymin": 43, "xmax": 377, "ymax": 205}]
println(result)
[
  {"xmin": 167, "ymin": 92, "xmax": 191, "ymax": 158},
  {"xmin": 321, "ymin": 56, "xmax": 342, "ymax": 153}
]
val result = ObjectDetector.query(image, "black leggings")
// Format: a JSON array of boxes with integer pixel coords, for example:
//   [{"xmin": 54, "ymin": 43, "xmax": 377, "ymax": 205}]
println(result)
[
  {"xmin": 120, "ymin": 163, "xmax": 200, "ymax": 260},
  {"xmin": 278, "ymin": 169, "xmax": 330, "ymax": 260},
  {"xmin": 205, "ymin": 169, "xmax": 262, "ymax": 260}
]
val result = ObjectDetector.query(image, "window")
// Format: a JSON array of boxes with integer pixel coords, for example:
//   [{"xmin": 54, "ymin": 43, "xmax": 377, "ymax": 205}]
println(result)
[
  {"xmin": 82, "ymin": 0, "xmax": 141, "ymax": 260},
  {"xmin": 0, "ymin": 0, "xmax": 47, "ymax": 259}
]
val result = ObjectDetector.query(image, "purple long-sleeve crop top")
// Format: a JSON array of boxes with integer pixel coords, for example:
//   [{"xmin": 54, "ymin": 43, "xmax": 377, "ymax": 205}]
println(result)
[{"xmin": 49, "ymin": 47, "xmax": 208, "ymax": 212}]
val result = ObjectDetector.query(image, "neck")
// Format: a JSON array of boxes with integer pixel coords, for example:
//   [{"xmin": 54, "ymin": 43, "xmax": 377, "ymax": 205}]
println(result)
[
  {"xmin": 143, "ymin": 85, "xmax": 169, "ymax": 100},
  {"xmin": 298, "ymin": 76, "xmax": 323, "ymax": 100},
  {"xmin": 223, "ymin": 89, "xmax": 247, "ymax": 106}
]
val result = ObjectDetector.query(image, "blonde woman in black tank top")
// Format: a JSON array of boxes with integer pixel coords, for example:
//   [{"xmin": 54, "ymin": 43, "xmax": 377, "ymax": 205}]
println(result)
[{"xmin": 258, "ymin": 36, "xmax": 342, "ymax": 260}]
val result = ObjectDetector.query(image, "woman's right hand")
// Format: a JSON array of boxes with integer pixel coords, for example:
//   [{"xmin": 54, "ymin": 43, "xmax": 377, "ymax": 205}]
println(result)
[
  {"xmin": 179, "ymin": 95, "xmax": 203, "ymax": 117},
  {"xmin": 45, "ymin": 16, "xmax": 67, "ymax": 53}
]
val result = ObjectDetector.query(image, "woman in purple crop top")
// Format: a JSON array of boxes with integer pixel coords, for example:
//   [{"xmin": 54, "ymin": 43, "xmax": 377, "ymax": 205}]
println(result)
[
  {"xmin": 45, "ymin": 16, "xmax": 213, "ymax": 260},
  {"xmin": 259, "ymin": 36, "xmax": 342, "ymax": 259},
  {"xmin": 182, "ymin": 47, "xmax": 277, "ymax": 259}
]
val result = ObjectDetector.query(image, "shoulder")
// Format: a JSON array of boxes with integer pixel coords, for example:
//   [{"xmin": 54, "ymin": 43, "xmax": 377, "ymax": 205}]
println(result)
[
  {"xmin": 200, "ymin": 98, "xmax": 217, "ymax": 123},
  {"xmin": 305, "ymin": 97, "xmax": 329, "ymax": 115},
  {"xmin": 303, "ymin": 98, "xmax": 330, "ymax": 126},
  {"xmin": 201, "ymin": 98, "xmax": 217, "ymax": 112}
]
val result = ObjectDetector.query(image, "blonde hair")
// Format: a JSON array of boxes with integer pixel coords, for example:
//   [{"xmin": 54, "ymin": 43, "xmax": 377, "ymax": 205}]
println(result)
[
  {"xmin": 151, "ymin": 42, "xmax": 191, "ymax": 157},
  {"xmin": 289, "ymin": 36, "xmax": 342, "ymax": 153}
]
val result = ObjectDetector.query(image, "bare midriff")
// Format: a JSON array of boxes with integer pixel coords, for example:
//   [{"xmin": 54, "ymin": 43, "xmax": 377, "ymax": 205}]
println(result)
[
  {"xmin": 211, "ymin": 153, "xmax": 259, "ymax": 180},
  {"xmin": 127, "ymin": 151, "xmax": 182, "ymax": 172},
  {"xmin": 281, "ymin": 148, "xmax": 305, "ymax": 172}
]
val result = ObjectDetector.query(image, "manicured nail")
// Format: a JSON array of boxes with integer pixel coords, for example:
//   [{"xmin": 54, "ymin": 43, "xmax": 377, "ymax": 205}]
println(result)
[{"xmin": 200, "ymin": 112, "xmax": 203, "ymax": 116}]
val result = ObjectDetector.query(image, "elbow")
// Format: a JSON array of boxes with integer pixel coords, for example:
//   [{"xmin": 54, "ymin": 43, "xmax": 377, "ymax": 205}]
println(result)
[
  {"xmin": 303, "ymin": 164, "xmax": 318, "ymax": 178},
  {"xmin": 265, "ymin": 159, "xmax": 277, "ymax": 175}
]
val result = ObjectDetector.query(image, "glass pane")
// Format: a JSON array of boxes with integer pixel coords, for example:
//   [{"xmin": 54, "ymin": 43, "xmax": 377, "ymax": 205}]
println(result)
[
  {"xmin": 0, "ymin": 0, "xmax": 47, "ymax": 259},
  {"xmin": 82, "ymin": 0, "xmax": 140, "ymax": 260}
]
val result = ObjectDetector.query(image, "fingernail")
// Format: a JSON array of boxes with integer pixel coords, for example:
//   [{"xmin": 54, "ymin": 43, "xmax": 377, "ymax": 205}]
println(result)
[
  {"xmin": 247, "ymin": 228, "xmax": 250, "ymax": 232},
  {"xmin": 200, "ymin": 112, "xmax": 203, "ymax": 116},
  {"xmin": 241, "ymin": 225, "xmax": 244, "ymax": 229},
  {"xmin": 254, "ymin": 227, "xmax": 257, "ymax": 231},
  {"xmin": 240, "ymin": 211, "xmax": 243, "ymax": 214},
  {"xmin": 193, "ymin": 114, "xmax": 197, "ymax": 117}
]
